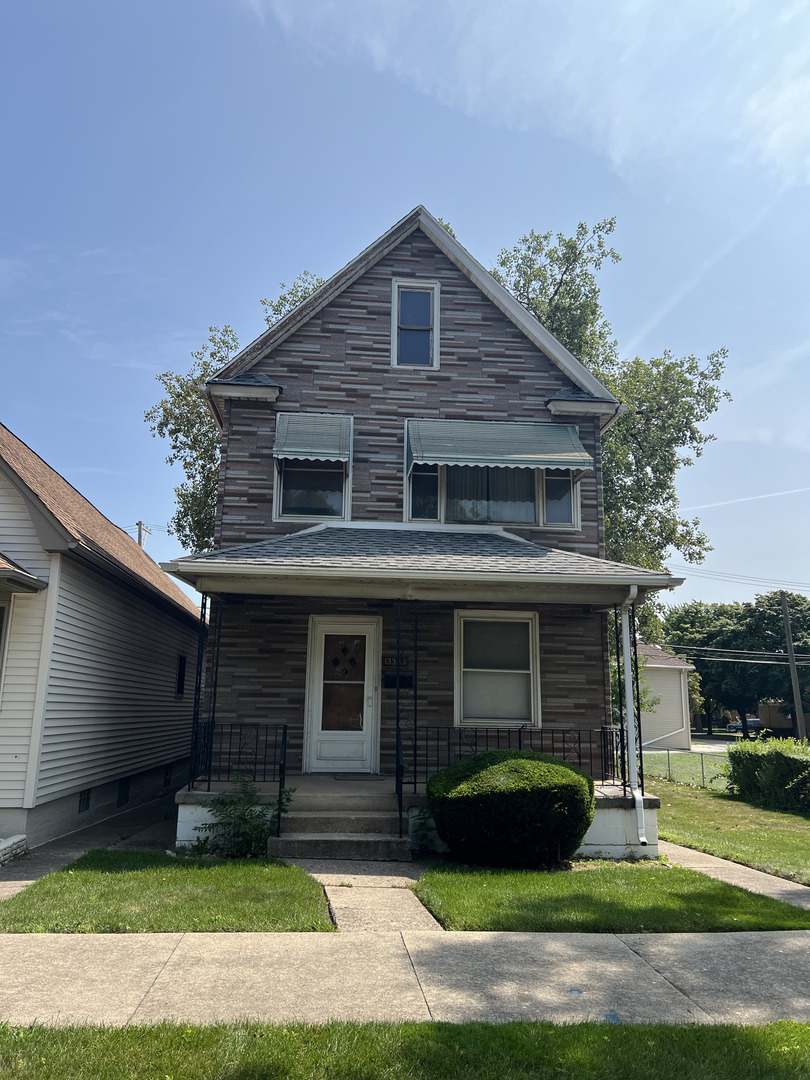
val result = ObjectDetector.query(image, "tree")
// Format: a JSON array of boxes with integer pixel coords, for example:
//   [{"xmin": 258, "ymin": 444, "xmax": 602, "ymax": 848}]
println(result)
[
  {"xmin": 146, "ymin": 273, "xmax": 324, "ymax": 552},
  {"xmin": 492, "ymin": 221, "xmax": 730, "ymax": 572},
  {"xmin": 663, "ymin": 593, "xmax": 810, "ymax": 738},
  {"xmin": 145, "ymin": 325, "xmax": 238, "ymax": 552}
]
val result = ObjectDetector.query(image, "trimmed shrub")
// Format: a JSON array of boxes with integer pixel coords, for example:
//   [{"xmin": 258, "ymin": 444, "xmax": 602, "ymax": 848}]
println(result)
[
  {"xmin": 726, "ymin": 739, "xmax": 810, "ymax": 811},
  {"xmin": 426, "ymin": 750, "xmax": 595, "ymax": 868}
]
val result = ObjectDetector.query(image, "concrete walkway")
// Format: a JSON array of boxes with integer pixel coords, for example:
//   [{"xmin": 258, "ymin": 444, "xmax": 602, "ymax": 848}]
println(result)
[
  {"xmin": 296, "ymin": 858, "xmax": 443, "ymax": 931},
  {"xmin": 0, "ymin": 928, "xmax": 808, "ymax": 1026},
  {"xmin": 660, "ymin": 841, "xmax": 810, "ymax": 910}
]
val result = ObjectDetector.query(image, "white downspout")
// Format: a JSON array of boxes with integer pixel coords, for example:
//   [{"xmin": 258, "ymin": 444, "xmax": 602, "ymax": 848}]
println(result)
[{"xmin": 620, "ymin": 586, "xmax": 647, "ymax": 846}]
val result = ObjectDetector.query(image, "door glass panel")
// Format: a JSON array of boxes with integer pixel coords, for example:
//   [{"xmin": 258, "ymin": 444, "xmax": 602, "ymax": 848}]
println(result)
[{"xmin": 321, "ymin": 634, "xmax": 366, "ymax": 731}]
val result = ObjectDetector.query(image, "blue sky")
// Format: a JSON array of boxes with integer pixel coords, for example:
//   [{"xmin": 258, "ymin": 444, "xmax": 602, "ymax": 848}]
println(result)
[{"xmin": 2, "ymin": 0, "xmax": 809, "ymax": 607}]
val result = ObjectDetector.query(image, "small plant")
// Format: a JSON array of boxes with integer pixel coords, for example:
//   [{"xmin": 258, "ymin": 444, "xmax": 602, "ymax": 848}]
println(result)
[
  {"xmin": 274, "ymin": 786, "xmax": 296, "ymax": 819},
  {"xmin": 194, "ymin": 775, "xmax": 274, "ymax": 858}
]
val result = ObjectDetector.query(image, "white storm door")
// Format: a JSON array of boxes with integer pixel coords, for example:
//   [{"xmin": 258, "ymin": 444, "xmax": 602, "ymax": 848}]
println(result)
[{"xmin": 305, "ymin": 616, "xmax": 381, "ymax": 773}]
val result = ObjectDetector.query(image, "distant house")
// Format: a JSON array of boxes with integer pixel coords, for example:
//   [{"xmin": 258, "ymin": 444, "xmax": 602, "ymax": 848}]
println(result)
[
  {"xmin": 0, "ymin": 423, "xmax": 200, "ymax": 846},
  {"xmin": 638, "ymin": 643, "xmax": 693, "ymax": 750}
]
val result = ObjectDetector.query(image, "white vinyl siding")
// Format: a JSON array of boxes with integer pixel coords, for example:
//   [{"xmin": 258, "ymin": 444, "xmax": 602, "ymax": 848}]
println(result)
[
  {"xmin": 0, "ymin": 591, "xmax": 48, "ymax": 806},
  {"xmin": 35, "ymin": 558, "xmax": 197, "ymax": 802},
  {"xmin": 0, "ymin": 473, "xmax": 52, "ymax": 580},
  {"xmin": 0, "ymin": 475, "xmax": 51, "ymax": 806},
  {"xmin": 640, "ymin": 667, "xmax": 691, "ymax": 750}
]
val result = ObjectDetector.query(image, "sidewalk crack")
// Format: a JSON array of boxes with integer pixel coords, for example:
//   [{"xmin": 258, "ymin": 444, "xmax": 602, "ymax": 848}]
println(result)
[
  {"xmin": 127, "ymin": 933, "xmax": 186, "ymax": 1024},
  {"xmin": 617, "ymin": 935, "xmax": 713, "ymax": 1020},
  {"xmin": 401, "ymin": 932, "xmax": 433, "ymax": 1020}
]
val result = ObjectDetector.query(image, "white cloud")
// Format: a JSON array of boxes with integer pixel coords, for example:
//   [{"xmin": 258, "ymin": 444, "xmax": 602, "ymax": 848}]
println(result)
[{"xmin": 254, "ymin": 0, "xmax": 810, "ymax": 186}]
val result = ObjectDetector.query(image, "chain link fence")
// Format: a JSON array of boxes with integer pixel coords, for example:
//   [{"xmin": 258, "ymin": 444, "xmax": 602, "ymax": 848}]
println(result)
[{"xmin": 643, "ymin": 749, "xmax": 728, "ymax": 790}]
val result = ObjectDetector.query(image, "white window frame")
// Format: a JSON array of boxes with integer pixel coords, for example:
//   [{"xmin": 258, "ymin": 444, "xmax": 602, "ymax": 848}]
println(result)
[
  {"xmin": 454, "ymin": 610, "xmax": 541, "ymax": 728},
  {"xmin": 272, "ymin": 415, "xmax": 353, "ymax": 524},
  {"xmin": 391, "ymin": 279, "xmax": 440, "ymax": 370},
  {"xmin": 405, "ymin": 462, "xmax": 580, "ymax": 530}
]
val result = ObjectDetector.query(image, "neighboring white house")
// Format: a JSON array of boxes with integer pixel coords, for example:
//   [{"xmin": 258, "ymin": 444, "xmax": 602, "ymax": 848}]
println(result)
[
  {"xmin": 638, "ymin": 643, "xmax": 693, "ymax": 751},
  {"xmin": 0, "ymin": 422, "xmax": 200, "ymax": 846}
]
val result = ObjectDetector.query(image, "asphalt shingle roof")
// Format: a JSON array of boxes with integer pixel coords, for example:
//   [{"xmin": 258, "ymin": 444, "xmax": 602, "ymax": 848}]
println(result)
[
  {"xmin": 0, "ymin": 423, "xmax": 199, "ymax": 619},
  {"xmin": 178, "ymin": 526, "xmax": 674, "ymax": 581}
]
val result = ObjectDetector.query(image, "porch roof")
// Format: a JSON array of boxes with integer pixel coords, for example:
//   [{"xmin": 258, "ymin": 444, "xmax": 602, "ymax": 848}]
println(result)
[
  {"xmin": 0, "ymin": 551, "xmax": 48, "ymax": 593},
  {"xmin": 163, "ymin": 524, "xmax": 683, "ymax": 606}
]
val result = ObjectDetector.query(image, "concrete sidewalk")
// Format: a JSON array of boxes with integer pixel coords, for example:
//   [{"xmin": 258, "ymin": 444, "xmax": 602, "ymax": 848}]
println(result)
[
  {"xmin": 0, "ymin": 928, "xmax": 808, "ymax": 1027},
  {"xmin": 660, "ymin": 841, "xmax": 810, "ymax": 909}
]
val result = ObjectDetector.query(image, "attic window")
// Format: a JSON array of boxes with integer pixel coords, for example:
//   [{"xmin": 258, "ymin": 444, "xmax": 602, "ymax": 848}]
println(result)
[{"xmin": 392, "ymin": 281, "xmax": 440, "ymax": 369}]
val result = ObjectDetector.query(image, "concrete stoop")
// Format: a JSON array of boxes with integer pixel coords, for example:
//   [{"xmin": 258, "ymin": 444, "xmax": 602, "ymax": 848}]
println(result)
[{"xmin": 267, "ymin": 785, "xmax": 412, "ymax": 862}]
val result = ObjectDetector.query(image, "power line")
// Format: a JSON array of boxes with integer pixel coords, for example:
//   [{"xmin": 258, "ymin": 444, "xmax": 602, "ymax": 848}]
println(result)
[
  {"xmin": 662, "ymin": 642, "xmax": 810, "ymax": 660},
  {"xmin": 668, "ymin": 563, "xmax": 810, "ymax": 593}
]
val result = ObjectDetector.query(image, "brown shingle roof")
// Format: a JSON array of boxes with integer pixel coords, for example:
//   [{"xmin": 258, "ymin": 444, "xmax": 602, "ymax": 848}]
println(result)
[
  {"xmin": 0, "ymin": 422, "xmax": 199, "ymax": 620},
  {"xmin": 637, "ymin": 642, "xmax": 693, "ymax": 669}
]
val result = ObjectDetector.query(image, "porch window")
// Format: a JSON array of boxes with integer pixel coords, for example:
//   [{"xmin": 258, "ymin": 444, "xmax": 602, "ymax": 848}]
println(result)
[
  {"xmin": 273, "ymin": 412, "xmax": 353, "ymax": 521},
  {"xmin": 408, "ymin": 464, "xmax": 575, "ymax": 526},
  {"xmin": 454, "ymin": 611, "xmax": 540, "ymax": 726},
  {"xmin": 392, "ymin": 281, "xmax": 440, "ymax": 369}
]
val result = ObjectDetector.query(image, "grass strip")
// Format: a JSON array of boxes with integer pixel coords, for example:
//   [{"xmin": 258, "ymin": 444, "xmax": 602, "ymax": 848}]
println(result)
[
  {"xmin": 1, "ymin": 1020, "xmax": 810, "ymax": 1080},
  {"xmin": 0, "ymin": 850, "xmax": 334, "ymax": 933},
  {"xmin": 651, "ymin": 778, "xmax": 810, "ymax": 885},
  {"xmin": 414, "ymin": 861, "xmax": 810, "ymax": 932}
]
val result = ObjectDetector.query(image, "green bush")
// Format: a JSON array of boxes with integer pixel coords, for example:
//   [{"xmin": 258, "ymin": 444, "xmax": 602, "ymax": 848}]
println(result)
[
  {"xmin": 194, "ymin": 775, "xmax": 274, "ymax": 858},
  {"xmin": 726, "ymin": 739, "xmax": 810, "ymax": 811},
  {"xmin": 426, "ymin": 750, "xmax": 595, "ymax": 869}
]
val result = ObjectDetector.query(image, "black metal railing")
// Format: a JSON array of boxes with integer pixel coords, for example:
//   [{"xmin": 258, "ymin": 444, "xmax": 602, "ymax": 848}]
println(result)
[
  {"xmin": 189, "ymin": 722, "xmax": 288, "ymax": 791},
  {"xmin": 400, "ymin": 725, "xmax": 623, "ymax": 793},
  {"xmin": 395, "ymin": 725, "xmax": 404, "ymax": 838}
]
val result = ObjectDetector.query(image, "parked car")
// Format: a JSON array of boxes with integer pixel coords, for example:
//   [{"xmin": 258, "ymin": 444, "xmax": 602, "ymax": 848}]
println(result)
[{"xmin": 726, "ymin": 717, "xmax": 762, "ymax": 733}]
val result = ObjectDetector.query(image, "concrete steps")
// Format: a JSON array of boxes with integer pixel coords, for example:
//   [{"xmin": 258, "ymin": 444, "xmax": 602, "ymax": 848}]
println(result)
[
  {"xmin": 267, "ymin": 833, "xmax": 411, "ymax": 861},
  {"xmin": 269, "ymin": 783, "xmax": 411, "ymax": 861}
]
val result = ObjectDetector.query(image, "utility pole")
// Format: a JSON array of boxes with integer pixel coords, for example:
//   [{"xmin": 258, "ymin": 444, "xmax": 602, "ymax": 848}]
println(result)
[
  {"xmin": 136, "ymin": 521, "xmax": 151, "ymax": 549},
  {"xmin": 781, "ymin": 590, "xmax": 806, "ymax": 740}
]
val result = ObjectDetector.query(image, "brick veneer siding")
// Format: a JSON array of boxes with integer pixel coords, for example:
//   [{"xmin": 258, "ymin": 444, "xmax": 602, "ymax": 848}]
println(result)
[
  {"xmin": 214, "ymin": 231, "xmax": 605, "ymax": 557},
  {"xmin": 211, "ymin": 595, "xmax": 611, "ymax": 777}
]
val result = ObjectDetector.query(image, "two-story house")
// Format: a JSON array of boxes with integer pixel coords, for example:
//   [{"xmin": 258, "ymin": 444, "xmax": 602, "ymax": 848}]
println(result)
[{"xmin": 164, "ymin": 207, "xmax": 680, "ymax": 858}]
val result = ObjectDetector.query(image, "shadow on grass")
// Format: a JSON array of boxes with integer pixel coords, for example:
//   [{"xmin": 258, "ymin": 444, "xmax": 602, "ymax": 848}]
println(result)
[
  {"xmin": 415, "ymin": 863, "xmax": 810, "ymax": 932},
  {"xmin": 6, "ymin": 1021, "xmax": 809, "ymax": 1080}
]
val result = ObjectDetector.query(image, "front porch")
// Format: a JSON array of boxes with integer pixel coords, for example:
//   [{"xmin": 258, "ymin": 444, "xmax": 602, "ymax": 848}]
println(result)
[{"xmin": 176, "ymin": 771, "xmax": 660, "ymax": 860}]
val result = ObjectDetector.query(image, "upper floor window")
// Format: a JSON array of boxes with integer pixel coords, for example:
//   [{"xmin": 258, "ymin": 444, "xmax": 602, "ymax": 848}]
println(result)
[
  {"xmin": 405, "ymin": 418, "xmax": 590, "ymax": 529},
  {"xmin": 409, "ymin": 464, "xmax": 576, "ymax": 527},
  {"xmin": 392, "ymin": 280, "xmax": 440, "ymax": 369},
  {"xmin": 273, "ymin": 413, "xmax": 353, "ymax": 521}
]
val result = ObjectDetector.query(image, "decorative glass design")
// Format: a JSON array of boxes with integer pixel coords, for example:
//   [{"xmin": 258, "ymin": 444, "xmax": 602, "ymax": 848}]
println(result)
[{"xmin": 321, "ymin": 634, "xmax": 366, "ymax": 731}]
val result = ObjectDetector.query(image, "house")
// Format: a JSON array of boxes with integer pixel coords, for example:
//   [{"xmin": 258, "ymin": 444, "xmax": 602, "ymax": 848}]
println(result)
[
  {"xmin": 0, "ymin": 422, "xmax": 200, "ymax": 848},
  {"xmin": 163, "ymin": 206, "xmax": 682, "ymax": 858},
  {"xmin": 637, "ymin": 643, "xmax": 693, "ymax": 750}
]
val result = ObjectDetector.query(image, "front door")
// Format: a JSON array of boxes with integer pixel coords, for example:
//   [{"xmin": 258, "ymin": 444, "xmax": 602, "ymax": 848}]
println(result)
[{"xmin": 305, "ymin": 616, "xmax": 381, "ymax": 773}]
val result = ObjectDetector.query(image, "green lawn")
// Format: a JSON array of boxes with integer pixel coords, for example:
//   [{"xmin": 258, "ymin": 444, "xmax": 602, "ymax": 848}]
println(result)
[
  {"xmin": 644, "ymin": 750, "xmax": 728, "ymax": 790},
  {"xmin": 0, "ymin": 850, "xmax": 334, "ymax": 933},
  {"xmin": 413, "ymin": 860, "xmax": 810, "ymax": 932},
  {"xmin": 650, "ymin": 778, "xmax": 810, "ymax": 884},
  {"xmin": 2, "ymin": 1021, "xmax": 809, "ymax": 1080}
]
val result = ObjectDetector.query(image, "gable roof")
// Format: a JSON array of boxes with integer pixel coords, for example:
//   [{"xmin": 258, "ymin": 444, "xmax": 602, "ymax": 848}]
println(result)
[
  {"xmin": 0, "ymin": 422, "xmax": 199, "ymax": 621},
  {"xmin": 210, "ymin": 206, "xmax": 620, "ymax": 413},
  {"xmin": 637, "ymin": 642, "xmax": 694, "ymax": 670}
]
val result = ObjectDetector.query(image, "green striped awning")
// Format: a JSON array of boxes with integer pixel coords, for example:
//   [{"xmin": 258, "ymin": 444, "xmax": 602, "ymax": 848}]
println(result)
[
  {"xmin": 273, "ymin": 413, "xmax": 352, "ymax": 462},
  {"xmin": 406, "ymin": 419, "xmax": 592, "ymax": 473}
]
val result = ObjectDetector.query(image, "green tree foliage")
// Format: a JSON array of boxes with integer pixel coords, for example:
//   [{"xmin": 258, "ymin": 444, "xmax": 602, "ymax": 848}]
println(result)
[
  {"xmin": 146, "ymin": 273, "xmax": 324, "ymax": 552},
  {"xmin": 663, "ymin": 593, "xmax": 810, "ymax": 738},
  {"xmin": 492, "ymin": 219, "xmax": 730, "ymax": 572},
  {"xmin": 145, "ymin": 325, "xmax": 238, "ymax": 552}
]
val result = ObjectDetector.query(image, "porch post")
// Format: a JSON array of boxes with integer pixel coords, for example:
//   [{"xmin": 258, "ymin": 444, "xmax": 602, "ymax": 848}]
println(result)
[{"xmin": 620, "ymin": 604, "xmax": 640, "ymax": 790}]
